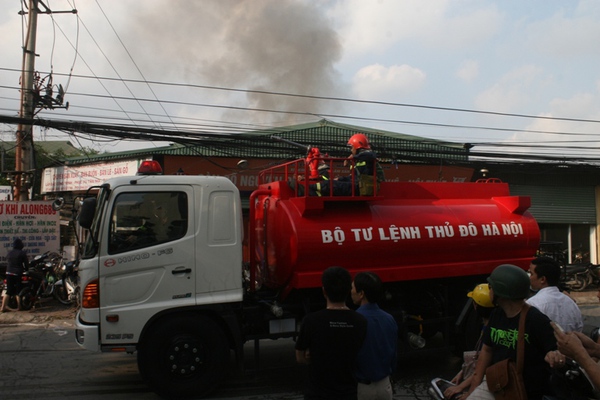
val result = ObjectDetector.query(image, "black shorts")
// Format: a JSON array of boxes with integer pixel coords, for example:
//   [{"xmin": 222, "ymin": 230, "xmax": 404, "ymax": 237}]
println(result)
[{"xmin": 5, "ymin": 274, "xmax": 22, "ymax": 296}]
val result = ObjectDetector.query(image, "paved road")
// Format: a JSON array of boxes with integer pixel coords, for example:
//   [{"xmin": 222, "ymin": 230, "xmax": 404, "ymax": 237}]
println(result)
[
  {"xmin": 1, "ymin": 291, "xmax": 599, "ymax": 399},
  {"xmin": 0, "ymin": 318, "xmax": 457, "ymax": 399},
  {"xmin": 0, "ymin": 300, "xmax": 458, "ymax": 399}
]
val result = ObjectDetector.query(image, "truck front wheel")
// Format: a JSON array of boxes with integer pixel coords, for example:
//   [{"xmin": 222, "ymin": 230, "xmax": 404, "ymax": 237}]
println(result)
[{"xmin": 137, "ymin": 314, "xmax": 229, "ymax": 399}]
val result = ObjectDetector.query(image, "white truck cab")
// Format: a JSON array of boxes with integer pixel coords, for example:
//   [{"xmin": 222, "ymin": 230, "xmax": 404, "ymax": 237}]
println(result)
[{"xmin": 75, "ymin": 169, "xmax": 243, "ymax": 397}]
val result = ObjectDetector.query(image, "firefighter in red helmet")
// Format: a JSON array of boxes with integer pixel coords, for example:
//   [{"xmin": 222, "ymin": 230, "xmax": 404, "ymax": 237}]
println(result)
[{"xmin": 336, "ymin": 133, "xmax": 385, "ymax": 195}]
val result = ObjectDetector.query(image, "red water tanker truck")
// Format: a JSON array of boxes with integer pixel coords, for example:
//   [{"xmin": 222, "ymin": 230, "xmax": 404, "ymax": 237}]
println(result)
[{"xmin": 74, "ymin": 155, "xmax": 539, "ymax": 398}]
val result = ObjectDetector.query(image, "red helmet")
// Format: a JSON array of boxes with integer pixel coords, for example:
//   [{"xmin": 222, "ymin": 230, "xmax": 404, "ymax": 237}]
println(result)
[{"xmin": 347, "ymin": 133, "xmax": 371, "ymax": 150}]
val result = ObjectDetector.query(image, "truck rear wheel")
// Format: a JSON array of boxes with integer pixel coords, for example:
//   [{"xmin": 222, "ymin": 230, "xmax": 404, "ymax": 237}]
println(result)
[{"xmin": 137, "ymin": 314, "xmax": 229, "ymax": 399}]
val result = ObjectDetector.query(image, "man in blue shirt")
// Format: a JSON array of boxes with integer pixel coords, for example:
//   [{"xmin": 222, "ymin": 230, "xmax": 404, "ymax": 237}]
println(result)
[{"xmin": 351, "ymin": 271, "xmax": 398, "ymax": 400}]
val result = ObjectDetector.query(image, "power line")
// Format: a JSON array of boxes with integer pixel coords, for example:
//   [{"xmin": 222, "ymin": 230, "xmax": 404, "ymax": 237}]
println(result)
[
  {"xmin": 93, "ymin": 0, "xmax": 177, "ymax": 131},
  {"xmin": 41, "ymin": 9, "xmax": 143, "ymax": 128},
  {"xmin": 3, "ymin": 69, "xmax": 600, "ymax": 145},
  {"xmin": 3, "ymin": 99, "xmax": 600, "ymax": 158},
  {"xmin": 23, "ymin": 68, "xmax": 600, "ymax": 125},
  {"xmin": 3, "ymin": 114, "xmax": 600, "ymax": 164},
  {"xmin": 4, "ymin": 80, "xmax": 600, "ymax": 140}
]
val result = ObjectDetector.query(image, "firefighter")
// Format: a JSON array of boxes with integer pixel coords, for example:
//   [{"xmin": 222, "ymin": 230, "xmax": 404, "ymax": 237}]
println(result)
[
  {"xmin": 337, "ymin": 133, "xmax": 385, "ymax": 196},
  {"xmin": 308, "ymin": 162, "xmax": 334, "ymax": 196},
  {"xmin": 293, "ymin": 161, "xmax": 333, "ymax": 196},
  {"xmin": 294, "ymin": 133, "xmax": 385, "ymax": 196}
]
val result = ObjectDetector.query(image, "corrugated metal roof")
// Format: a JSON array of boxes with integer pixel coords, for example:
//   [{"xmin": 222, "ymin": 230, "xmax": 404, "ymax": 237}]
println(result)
[
  {"xmin": 64, "ymin": 119, "xmax": 468, "ymax": 166},
  {"xmin": 63, "ymin": 143, "xmax": 195, "ymax": 165},
  {"xmin": 1, "ymin": 140, "xmax": 83, "ymax": 157}
]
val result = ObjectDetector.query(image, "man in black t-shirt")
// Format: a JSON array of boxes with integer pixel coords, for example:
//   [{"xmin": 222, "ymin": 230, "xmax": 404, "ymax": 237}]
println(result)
[{"xmin": 295, "ymin": 267, "xmax": 367, "ymax": 400}]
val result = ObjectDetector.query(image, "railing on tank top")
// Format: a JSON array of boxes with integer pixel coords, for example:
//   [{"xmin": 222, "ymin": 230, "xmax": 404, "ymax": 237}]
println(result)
[{"xmin": 257, "ymin": 157, "xmax": 380, "ymax": 197}]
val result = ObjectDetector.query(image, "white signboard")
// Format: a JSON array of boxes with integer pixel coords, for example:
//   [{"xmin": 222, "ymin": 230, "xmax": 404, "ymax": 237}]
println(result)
[
  {"xmin": 0, "ymin": 201, "xmax": 60, "ymax": 264},
  {"xmin": 41, "ymin": 159, "xmax": 148, "ymax": 193},
  {"xmin": 0, "ymin": 186, "xmax": 11, "ymax": 201}
]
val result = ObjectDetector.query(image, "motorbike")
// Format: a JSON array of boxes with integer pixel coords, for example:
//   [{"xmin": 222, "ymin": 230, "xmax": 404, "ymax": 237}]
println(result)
[
  {"xmin": 561, "ymin": 262, "xmax": 600, "ymax": 292},
  {"xmin": 53, "ymin": 259, "xmax": 80, "ymax": 306},
  {"xmin": 18, "ymin": 251, "xmax": 62, "ymax": 311},
  {"xmin": 549, "ymin": 321, "xmax": 598, "ymax": 400},
  {"xmin": 550, "ymin": 358, "xmax": 595, "ymax": 400}
]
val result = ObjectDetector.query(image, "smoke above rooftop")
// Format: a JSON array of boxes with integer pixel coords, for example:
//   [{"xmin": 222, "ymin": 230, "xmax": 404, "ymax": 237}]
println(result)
[{"xmin": 128, "ymin": 0, "xmax": 345, "ymax": 126}]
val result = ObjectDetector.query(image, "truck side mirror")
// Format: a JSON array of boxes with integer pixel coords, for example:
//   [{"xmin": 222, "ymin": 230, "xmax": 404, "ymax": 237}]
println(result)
[{"xmin": 78, "ymin": 197, "xmax": 97, "ymax": 229}]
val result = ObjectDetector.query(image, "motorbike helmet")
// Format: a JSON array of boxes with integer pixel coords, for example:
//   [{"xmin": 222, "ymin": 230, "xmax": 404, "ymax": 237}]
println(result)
[
  {"xmin": 347, "ymin": 133, "xmax": 371, "ymax": 150},
  {"xmin": 467, "ymin": 283, "xmax": 494, "ymax": 308},
  {"xmin": 487, "ymin": 264, "xmax": 530, "ymax": 300}
]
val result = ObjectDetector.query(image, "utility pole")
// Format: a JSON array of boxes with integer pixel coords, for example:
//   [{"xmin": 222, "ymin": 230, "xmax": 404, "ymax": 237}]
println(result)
[
  {"xmin": 14, "ymin": 0, "xmax": 39, "ymax": 201},
  {"xmin": 13, "ymin": 0, "xmax": 74, "ymax": 201}
]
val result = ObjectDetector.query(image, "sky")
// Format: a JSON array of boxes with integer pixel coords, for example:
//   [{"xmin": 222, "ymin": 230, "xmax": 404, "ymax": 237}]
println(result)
[{"xmin": 1, "ymin": 0, "xmax": 600, "ymax": 162}]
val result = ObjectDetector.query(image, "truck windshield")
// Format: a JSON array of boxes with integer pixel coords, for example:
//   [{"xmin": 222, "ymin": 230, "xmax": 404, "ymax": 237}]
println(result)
[
  {"xmin": 107, "ymin": 191, "xmax": 188, "ymax": 254},
  {"xmin": 81, "ymin": 187, "xmax": 109, "ymax": 259}
]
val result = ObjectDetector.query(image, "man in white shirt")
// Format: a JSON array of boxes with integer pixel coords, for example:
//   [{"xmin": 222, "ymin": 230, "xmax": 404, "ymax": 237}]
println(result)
[{"xmin": 527, "ymin": 256, "xmax": 583, "ymax": 332}]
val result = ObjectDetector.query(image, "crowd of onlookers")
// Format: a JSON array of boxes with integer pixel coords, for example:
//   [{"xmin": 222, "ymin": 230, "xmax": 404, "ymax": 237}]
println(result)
[{"xmin": 293, "ymin": 257, "xmax": 600, "ymax": 400}]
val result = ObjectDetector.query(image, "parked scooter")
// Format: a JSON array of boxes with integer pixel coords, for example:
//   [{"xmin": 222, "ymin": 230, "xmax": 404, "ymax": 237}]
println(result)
[
  {"xmin": 53, "ymin": 259, "xmax": 80, "ymax": 306},
  {"xmin": 18, "ymin": 251, "xmax": 61, "ymax": 310},
  {"xmin": 47, "ymin": 196, "xmax": 82, "ymax": 308},
  {"xmin": 561, "ymin": 262, "xmax": 600, "ymax": 292}
]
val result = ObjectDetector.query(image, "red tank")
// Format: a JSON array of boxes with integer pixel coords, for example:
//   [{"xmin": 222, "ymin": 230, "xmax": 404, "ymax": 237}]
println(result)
[{"xmin": 251, "ymin": 178, "xmax": 540, "ymax": 296}]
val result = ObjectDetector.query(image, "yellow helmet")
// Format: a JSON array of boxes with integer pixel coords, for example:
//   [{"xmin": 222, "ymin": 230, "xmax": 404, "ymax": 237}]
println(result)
[{"xmin": 467, "ymin": 283, "xmax": 494, "ymax": 308}]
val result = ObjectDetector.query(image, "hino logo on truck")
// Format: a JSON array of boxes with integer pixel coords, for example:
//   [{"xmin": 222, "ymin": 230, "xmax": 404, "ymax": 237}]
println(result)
[{"xmin": 117, "ymin": 253, "xmax": 150, "ymax": 264}]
